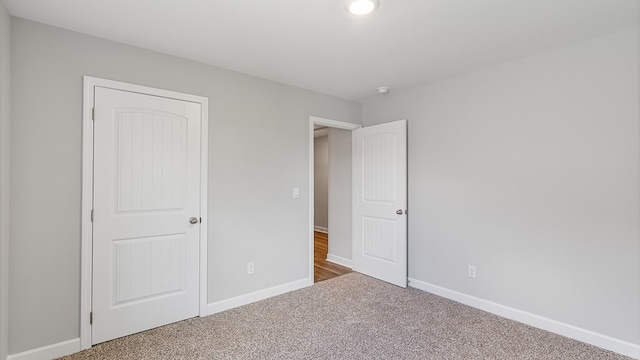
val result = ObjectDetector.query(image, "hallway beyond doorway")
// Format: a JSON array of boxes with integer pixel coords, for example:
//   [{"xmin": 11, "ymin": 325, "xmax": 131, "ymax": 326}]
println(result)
[{"xmin": 314, "ymin": 231, "xmax": 352, "ymax": 282}]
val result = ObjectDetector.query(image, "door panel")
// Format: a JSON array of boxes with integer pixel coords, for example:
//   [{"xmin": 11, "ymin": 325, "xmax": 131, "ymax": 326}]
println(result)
[
  {"xmin": 112, "ymin": 234, "xmax": 187, "ymax": 305},
  {"xmin": 116, "ymin": 111, "xmax": 187, "ymax": 212},
  {"xmin": 353, "ymin": 120, "xmax": 407, "ymax": 287},
  {"xmin": 363, "ymin": 133, "xmax": 397, "ymax": 202},
  {"xmin": 92, "ymin": 87, "xmax": 201, "ymax": 344},
  {"xmin": 363, "ymin": 217, "xmax": 397, "ymax": 263}
]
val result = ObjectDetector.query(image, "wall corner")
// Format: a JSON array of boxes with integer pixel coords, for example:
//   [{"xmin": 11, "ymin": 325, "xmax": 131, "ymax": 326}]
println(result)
[{"xmin": 0, "ymin": 2, "xmax": 11, "ymax": 359}]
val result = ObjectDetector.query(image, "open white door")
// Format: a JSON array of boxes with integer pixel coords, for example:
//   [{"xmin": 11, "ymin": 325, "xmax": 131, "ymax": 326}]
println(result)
[
  {"xmin": 353, "ymin": 119, "xmax": 407, "ymax": 287},
  {"xmin": 92, "ymin": 87, "xmax": 202, "ymax": 344}
]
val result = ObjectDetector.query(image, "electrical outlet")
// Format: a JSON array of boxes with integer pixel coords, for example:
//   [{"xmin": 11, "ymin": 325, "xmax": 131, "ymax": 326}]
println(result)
[
  {"xmin": 468, "ymin": 265, "xmax": 477, "ymax": 279},
  {"xmin": 247, "ymin": 262, "xmax": 255, "ymax": 275}
]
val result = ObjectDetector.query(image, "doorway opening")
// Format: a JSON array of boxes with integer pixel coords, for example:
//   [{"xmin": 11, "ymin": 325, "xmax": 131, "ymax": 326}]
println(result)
[
  {"xmin": 308, "ymin": 117, "xmax": 360, "ymax": 283},
  {"xmin": 313, "ymin": 129, "xmax": 350, "ymax": 282}
]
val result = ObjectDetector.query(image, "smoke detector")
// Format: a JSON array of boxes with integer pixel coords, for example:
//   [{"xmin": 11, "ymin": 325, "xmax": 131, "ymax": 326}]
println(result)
[{"xmin": 377, "ymin": 87, "xmax": 389, "ymax": 95}]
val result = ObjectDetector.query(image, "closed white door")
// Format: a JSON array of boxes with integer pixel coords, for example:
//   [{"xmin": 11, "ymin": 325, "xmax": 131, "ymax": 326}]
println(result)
[
  {"xmin": 92, "ymin": 87, "xmax": 202, "ymax": 344},
  {"xmin": 353, "ymin": 120, "xmax": 407, "ymax": 287}
]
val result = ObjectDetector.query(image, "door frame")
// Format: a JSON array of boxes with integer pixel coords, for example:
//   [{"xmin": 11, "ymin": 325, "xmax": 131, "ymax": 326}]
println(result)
[
  {"xmin": 308, "ymin": 116, "xmax": 360, "ymax": 282},
  {"xmin": 80, "ymin": 76, "xmax": 209, "ymax": 349}
]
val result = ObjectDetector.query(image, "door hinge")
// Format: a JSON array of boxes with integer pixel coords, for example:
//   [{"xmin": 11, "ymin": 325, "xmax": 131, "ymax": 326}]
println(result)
[
  {"xmin": 89, "ymin": 312, "xmax": 93, "ymax": 325},
  {"xmin": 92, "ymin": 107, "xmax": 95, "ymax": 121},
  {"xmin": 90, "ymin": 209, "xmax": 94, "ymax": 222}
]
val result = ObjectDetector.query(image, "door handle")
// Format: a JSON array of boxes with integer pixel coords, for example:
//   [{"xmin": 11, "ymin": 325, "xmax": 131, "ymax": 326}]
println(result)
[
  {"xmin": 396, "ymin": 209, "xmax": 404, "ymax": 215},
  {"xmin": 189, "ymin": 217, "xmax": 199, "ymax": 224}
]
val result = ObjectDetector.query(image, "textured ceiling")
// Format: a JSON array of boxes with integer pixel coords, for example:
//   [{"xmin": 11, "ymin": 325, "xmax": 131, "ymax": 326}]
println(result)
[{"xmin": 3, "ymin": 0, "xmax": 638, "ymax": 101}]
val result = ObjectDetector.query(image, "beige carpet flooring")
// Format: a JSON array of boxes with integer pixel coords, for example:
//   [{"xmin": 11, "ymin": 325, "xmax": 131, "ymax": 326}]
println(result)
[{"xmin": 60, "ymin": 273, "xmax": 631, "ymax": 359}]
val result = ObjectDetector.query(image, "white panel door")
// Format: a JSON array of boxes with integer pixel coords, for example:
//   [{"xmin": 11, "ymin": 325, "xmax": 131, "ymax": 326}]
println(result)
[
  {"xmin": 92, "ymin": 87, "xmax": 201, "ymax": 344},
  {"xmin": 353, "ymin": 120, "xmax": 407, "ymax": 287}
]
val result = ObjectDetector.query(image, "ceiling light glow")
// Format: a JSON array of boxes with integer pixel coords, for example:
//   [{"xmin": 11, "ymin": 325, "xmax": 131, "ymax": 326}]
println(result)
[{"xmin": 345, "ymin": 0, "xmax": 379, "ymax": 16}]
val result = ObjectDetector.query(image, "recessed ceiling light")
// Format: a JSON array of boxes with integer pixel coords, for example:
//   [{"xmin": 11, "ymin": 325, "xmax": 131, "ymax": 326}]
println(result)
[{"xmin": 345, "ymin": 0, "xmax": 380, "ymax": 16}]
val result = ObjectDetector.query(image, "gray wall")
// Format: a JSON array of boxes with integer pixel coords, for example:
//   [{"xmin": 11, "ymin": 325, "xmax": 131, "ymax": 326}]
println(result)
[
  {"xmin": 0, "ymin": 3, "xmax": 10, "ymax": 360},
  {"xmin": 362, "ymin": 28, "xmax": 639, "ymax": 345},
  {"xmin": 313, "ymin": 136, "xmax": 328, "ymax": 229},
  {"xmin": 327, "ymin": 128, "xmax": 352, "ymax": 262},
  {"xmin": 9, "ymin": 18, "xmax": 360, "ymax": 354}
]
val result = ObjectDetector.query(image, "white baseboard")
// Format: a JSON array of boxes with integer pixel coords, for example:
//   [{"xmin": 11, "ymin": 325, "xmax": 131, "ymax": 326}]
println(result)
[
  {"xmin": 407, "ymin": 278, "xmax": 640, "ymax": 360},
  {"xmin": 326, "ymin": 253, "xmax": 353, "ymax": 269},
  {"xmin": 313, "ymin": 226, "xmax": 328, "ymax": 234},
  {"xmin": 7, "ymin": 338, "xmax": 80, "ymax": 360},
  {"xmin": 207, "ymin": 277, "xmax": 313, "ymax": 315}
]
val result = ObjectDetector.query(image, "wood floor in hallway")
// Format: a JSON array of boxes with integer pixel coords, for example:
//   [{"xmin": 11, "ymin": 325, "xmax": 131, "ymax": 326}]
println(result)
[{"xmin": 314, "ymin": 231, "xmax": 352, "ymax": 283}]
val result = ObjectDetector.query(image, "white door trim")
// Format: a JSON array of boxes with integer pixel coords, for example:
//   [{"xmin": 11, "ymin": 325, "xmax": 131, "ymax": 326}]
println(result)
[
  {"xmin": 81, "ymin": 76, "xmax": 208, "ymax": 350},
  {"xmin": 308, "ymin": 116, "xmax": 360, "ymax": 282}
]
